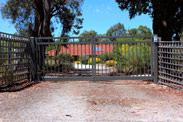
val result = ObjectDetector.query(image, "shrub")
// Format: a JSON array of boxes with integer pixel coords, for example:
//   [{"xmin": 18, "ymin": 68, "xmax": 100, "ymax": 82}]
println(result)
[
  {"xmin": 79, "ymin": 55, "xmax": 90, "ymax": 64},
  {"xmin": 74, "ymin": 61, "xmax": 81, "ymax": 64},
  {"xmin": 106, "ymin": 60, "xmax": 117, "ymax": 66},
  {"xmin": 44, "ymin": 53, "xmax": 74, "ymax": 72},
  {"xmin": 56, "ymin": 53, "xmax": 73, "ymax": 64},
  {"xmin": 98, "ymin": 53, "xmax": 114, "ymax": 62},
  {"xmin": 116, "ymin": 44, "xmax": 151, "ymax": 74},
  {"xmin": 88, "ymin": 57, "xmax": 101, "ymax": 64}
]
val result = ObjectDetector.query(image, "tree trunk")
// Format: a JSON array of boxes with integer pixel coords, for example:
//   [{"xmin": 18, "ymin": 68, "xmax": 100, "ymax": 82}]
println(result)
[
  {"xmin": 152, "ymin": 0, "xmax": 178, "ymax": 41},
  {"xmin": 42, "ymin": 0, "xmax": 51, "ymax": 38}
]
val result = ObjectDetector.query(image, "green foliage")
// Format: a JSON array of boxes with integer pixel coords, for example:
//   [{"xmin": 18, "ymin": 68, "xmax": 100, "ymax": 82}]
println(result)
[
  {"xmin": 98, "ymin": 53, "xmax": 114, "ymax": 63},
  {"xmin": 79, "ymin": 30, "xmax": 98, "ymax": 42},
  {"xmin": 79, "ymin": 55, "xmax": 90, "ymax": 64},
  {"xmin": 44, "ymin": 53, "xmax": 74, "ymax": 72},
  {"xmin": 106, "ymin": 23, "xmax": 126, "ymax": 41},
  {"xmin": 46, "ymin": 45, "xmax": 55, "ymax": 53},
  {"xmin": 74, "ymin": 61, "xmax": 81, "ymax": 64},
  {"xmin": 56, "ymin": 53, "xmax": 73, "ymax": 64},
  {"xmin": 106, "ymin": 60, "xmax": 117, "ymax": 66},
  {"xmin": 116, "ymin": 37, "xmax": 151, "ymax": 42},
  {"xmin": 115, "ymin": 0, "xmax": 183, "ymax": 40},
  {"xmin": 181, "ymin": 33, "xmax": 183, "ymax": 40},
  {"xmin": 1, "ymin": 67, "xmax": 17, "ymax": 86},
  {"xmin": 113, "ymin": 43, "xmax": 151, "ymax": 74},
  {"xmin": 88, "ymin": 58, "xmax": 101, "ymax": 65},
  {"xmin": 106, "ymin": 22, "xmax": 126, "ymax": 37},
  {"xmin": 1, "ymin": 0, "xmax": 84, "ymax": 37},
  {"xmin": 128, "ymin": 25, "xmax": 152, "ymax": 36}
]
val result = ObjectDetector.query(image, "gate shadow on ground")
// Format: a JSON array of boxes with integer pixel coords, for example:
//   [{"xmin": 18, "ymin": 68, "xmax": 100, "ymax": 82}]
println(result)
[
  {"xmin": 0, "ymin": 81, "xmax": 39, "ymax": 92},
  {"xmin": 46, "ymin": 80, "xmax": 153, "ymax": 86},
  {"xmin": 95, "ymin": 80, "xmax": 153, "ymax": 86}
]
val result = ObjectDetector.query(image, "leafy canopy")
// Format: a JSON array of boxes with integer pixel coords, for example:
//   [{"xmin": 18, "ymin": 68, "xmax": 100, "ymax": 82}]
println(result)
[
  {"xmin": 1, "ymin": 0, "xmax": 84, "ymax": 37},
  {"xmin": 116, "ymin": 0, "xmax": 183, "ymax": 40},
  {"xmin": 106, "ymin": 22, "xmax": 126, "ymax": 36},
  {"xmin": 128, "ymin": 25, "xmax": 152, "ymax": 36},
  {"xmin": 79, "ymin": 30, "xmax": 98, "ymax": 42}
]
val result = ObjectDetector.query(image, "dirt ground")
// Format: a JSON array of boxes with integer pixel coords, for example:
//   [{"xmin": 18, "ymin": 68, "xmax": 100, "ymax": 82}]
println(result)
[{"xmin": 0, "ymin": 80, "xmax": 183, "ymax": 122}]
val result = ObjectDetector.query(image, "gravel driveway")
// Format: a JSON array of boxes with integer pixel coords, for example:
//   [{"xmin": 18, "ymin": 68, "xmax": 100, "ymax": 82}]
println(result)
[{"xmin": 0, "ymin": 80, "xmax": 183, "ymax": 122}]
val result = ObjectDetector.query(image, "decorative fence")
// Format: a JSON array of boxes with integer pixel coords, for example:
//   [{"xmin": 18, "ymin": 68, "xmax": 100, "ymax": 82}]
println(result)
[
  {"xmin": 0, "ymin": 32, "xmax": 32, "ymax": 90},
  {"xmin": 158, "ymin": 41, "xmax": 183, "ymax": 89}
]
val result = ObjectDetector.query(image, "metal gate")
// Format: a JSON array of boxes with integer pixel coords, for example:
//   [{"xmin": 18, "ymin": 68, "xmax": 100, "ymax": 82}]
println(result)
[{"xmin": 34, "ymin": 36, "xmax": 154, "ymax": 81}]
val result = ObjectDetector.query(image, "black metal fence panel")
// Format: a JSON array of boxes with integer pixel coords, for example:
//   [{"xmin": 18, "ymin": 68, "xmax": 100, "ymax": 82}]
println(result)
[
  {"xmin": 158, "ymin": 41, "xmax": 183, "ymax": 89},
  {"xmin": 36, "ymin": 36, "xmax": 153, "ymax": 81},
  {"xmin": 0, "ymin": 32, "xmax": 31, "ymax": 89}
]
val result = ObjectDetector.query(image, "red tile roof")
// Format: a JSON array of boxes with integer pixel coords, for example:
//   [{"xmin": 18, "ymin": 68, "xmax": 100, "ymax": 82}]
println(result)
[{"xmin": 47, "ymin": 44, "xmax": 113, "ymax": 56}]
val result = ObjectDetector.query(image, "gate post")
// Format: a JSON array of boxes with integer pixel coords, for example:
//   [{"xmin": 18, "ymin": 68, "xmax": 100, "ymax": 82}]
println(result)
[{"xmin": 153, "ymin": 35, "xmax": 159, "ymax": 83}]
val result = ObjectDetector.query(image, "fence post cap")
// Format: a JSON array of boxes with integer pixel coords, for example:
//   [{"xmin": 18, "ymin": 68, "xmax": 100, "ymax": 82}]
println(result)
[{"xmin": 153, "ymin": 34, "xmax": 158, "ymax": 42}]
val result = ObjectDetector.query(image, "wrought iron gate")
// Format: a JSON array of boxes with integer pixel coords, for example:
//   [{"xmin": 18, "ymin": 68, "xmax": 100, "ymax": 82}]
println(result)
[
  {"xmin": 1, "ymin": 32, "xmax": 182, "ymax": 89},
  {"xmin": 34, "ymin": 36, "xmax": 154, "ymax": 81}
]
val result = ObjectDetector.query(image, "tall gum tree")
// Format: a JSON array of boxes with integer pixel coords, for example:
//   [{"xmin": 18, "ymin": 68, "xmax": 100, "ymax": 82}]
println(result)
[{"xmin": 1, "ymin": 0, "xmax": 84, "ymax": 38}]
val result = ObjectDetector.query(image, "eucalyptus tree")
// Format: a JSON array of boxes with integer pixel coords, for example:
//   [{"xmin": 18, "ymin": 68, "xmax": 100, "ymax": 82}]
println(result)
[{"xmin": 1, "ymin": 0, "xmax": 84, "ymax": 37}]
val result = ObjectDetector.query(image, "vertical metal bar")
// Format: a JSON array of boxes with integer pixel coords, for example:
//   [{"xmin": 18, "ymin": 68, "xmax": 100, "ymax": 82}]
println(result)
[
  {"xmin": 73, "ymin": 38, "xmax": 75, "ymax": 75},
  {"xmin": 65, "ymin": 41, "xmax": 68, "ymax": 75},
  {"xmin": 46, "ymin": 45, "xmax": 49, "ymax": 74},
  {"xmin": 35, "ymin": 38, "xmax": 39, "ymax": 79},
  {"xmin": 112, "ymin": 42, "xmax": 115, "ymax": 76},
  {"xmin": 94, "ymin": 37, "xmax": 96, "ymax": 82},
  {"xmin": 77, "ymin": 42, "xmax": 80, "ymax": 75},
  {"xmin": 27, "ymin": 41, "xmax": 30, "ymax": 83},
  {"xmin": 109, "ymin": 41, "xmax": 111, "ymax": 74},
  {"xmin": 69, "ymin": 39, "xmax": 71, "ymax": 75},
  {"xmin": 120, "ymin": 43, "xmax": 123, "ymax": 74},
  {"xmin": 132, "ymin": 42, "xmax": 134, "ymax": 75},
  {"xmin": 62, "ymin": 42, "xmax": 64, "ymax": 74},
  {"xmin": 85, "ymin": 38, "xmax": 86, "ymax": 72},
  {"xmin": 101, "ymin": 40, "xmax": 103, "ymax": 76},
  {"xmin": 136, "ymin": 43, "xmax": 138, "ymax": 75},
  {"xmin": 128, "ymin": 43, "xmax": 130, "ymax": 75},
  {"xmin": 124, "ymin": 43, "xmax": 126, "ymax": 74},
  {"xmin": 8, "ymin": 36, "xmax": 12, "ymax": 70},
  {"xmin": 42, "ymin": 44, "xmax": 45, "ymax": 76},
  {"xmin": 151, "ymin": 37, "xmax": 153, "ymax": 77},
  {"xmin": 30, "ymin": 37, "xmax": 35, "ymax": 80},
  {"xmin": 144, "ymin": 43, "xmax": 146, "ymax": 75},
  {"xmin": 92, "ymin": 37, "xmax": 94, "ymax": 79},
  {"xmin": 53, "ymin": 43, "xmax": 55, "ymax": 76},
  {"xmin": 147, "ymin": 42, "xmax": 150, "ymax": 76},
  {"xmin": 140, "ymin": 43, "xmax": 142, "ymax": 75},
  {"xmin": 81, "ymin": 40, "xmax": 83, "ymax": 75},
  {"xmin": 105, "ymin": 41, "xmax": 107, "ymax": 75},
  {"xmin": 89, "ymin": 38, "xmax": 90, "ymax": 71},
  {"xmin": 38, "ymin": 43, "xmax": 41, "ymax": 78},
  {"xmin": 92, "ymin": 36, "xmax": 96, "ymax": 82}
]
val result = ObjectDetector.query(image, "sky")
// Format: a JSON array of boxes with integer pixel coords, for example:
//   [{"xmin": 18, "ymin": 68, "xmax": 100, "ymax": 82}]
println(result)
[{"xmin": 0, "ymin": 0, "xmax": 153, "ymax": 36}]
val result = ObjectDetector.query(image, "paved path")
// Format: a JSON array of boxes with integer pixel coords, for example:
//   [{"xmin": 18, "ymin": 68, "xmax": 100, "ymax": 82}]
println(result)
[{"xmin": 0, "ymin": 80, "xmax": 183, "ymax": 121}]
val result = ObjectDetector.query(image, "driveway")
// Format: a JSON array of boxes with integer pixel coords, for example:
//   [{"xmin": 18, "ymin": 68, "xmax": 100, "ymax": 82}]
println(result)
[{"xmin": 0, "ymin": 80, "xmax": 183, "ymax": 121}]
